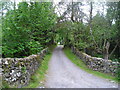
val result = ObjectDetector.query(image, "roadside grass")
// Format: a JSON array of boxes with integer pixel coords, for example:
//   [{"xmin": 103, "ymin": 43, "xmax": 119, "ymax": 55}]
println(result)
[
  {"xmin": 64, "ymin": 48, "xmax": 118, "ymax": 82},
  {"xmin": 24, "ymin": 45, "xmax": 56, "ymax": 88}
]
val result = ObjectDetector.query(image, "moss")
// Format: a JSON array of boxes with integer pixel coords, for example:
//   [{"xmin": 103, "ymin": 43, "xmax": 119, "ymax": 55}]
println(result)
[
  {"xmin": 2, "ymin": 80, "xmax": 10, "ymax": 88},
  {"xmin": 21, "ymin": 67, "xmax": 26, "ymax": 73}
]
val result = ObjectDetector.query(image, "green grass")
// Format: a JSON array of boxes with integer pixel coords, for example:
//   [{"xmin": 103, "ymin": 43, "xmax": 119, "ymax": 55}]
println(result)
[
  {"xmin": 64, "ymin": 48, "xmax": 118, "ymax": 82},
  {"xmin": 24, "ymin": 45, "xmax": 56, "ymax": 88}
]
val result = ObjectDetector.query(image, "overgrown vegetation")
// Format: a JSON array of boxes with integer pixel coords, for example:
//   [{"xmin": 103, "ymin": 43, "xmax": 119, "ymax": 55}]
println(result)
[{"xmin": 64, "ymin": 48, "xmax": 118, "ymax": 82}]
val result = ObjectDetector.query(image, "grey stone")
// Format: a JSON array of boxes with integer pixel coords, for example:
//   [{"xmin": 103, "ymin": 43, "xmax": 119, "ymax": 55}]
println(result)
[
  {"xmin": 71, "ymin": 47, "xmax": 120, "ymax": 76},
  {"xmin": 2, "ymin": 48, "xmax": 48, "ymax": 88}
]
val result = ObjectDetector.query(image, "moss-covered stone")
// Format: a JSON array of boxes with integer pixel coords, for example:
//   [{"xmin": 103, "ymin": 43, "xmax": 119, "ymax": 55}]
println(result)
[
  {"xmin": 2, "ymin": 48, "xmax": 48, "ymax": 88},
  {"xmin": 71, "ymin": 46, "xmax": 120, "ymax": 76}
]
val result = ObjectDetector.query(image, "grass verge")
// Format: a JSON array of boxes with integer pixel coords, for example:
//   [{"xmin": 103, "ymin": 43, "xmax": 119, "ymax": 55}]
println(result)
[
  {"xmin": 64, "ymin": 48, "xmax": 118, "ymax": 82},
  {"xmin": 24, "ymin": 45, "xmax": 56, "ymax": 88}
]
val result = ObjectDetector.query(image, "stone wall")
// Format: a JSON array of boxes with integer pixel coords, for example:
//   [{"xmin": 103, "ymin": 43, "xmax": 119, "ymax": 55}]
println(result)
[
  {"xmin": 1, "ymin": 48, "xmax": 48, "ymax": 88},
  {"xmin": 71, "ymin": 47, "xmax": 119, "ymax": 76}
]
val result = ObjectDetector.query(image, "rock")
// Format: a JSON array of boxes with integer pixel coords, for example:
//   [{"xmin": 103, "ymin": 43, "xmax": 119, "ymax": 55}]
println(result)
[
  {"xmin": 5, "ymin": 60, "xmax": 8, "ymax": 64},
  {"xmin": 39, "ymin": 86, "xmax": 45, "ymax": 88},
  {"xmin": 2, "ymin": 48, "xmax": 48, "ymax": 88},
  {"xmin": 71, "ymin": 47, "xmax": 120, "ymax": 76},
  {"xmin": 17, "ymin": 72, "xmax": 21, "ymax": 77}
]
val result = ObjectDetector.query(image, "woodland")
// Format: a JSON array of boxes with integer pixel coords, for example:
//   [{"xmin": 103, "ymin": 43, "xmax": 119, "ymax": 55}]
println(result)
[{"xmin": 1, "ymin": 1, "xmax": 120, "ymax": 62}]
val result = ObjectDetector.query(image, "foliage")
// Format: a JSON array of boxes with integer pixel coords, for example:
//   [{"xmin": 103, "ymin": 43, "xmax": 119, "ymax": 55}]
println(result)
[
  {"xmin": 55, "ymin": 22, "xmax": 90, "ymax": 51},
  {"xmin": 2, "ymin": 2, "xmax": 56, "ymax": 58},
  {"xmin": 56, "ymin": 2, "xmax": 120, "ymax": 61},
  {"xmin": 2, "ymin": 1, "xmax": 119, "ymax": 60},
  {"xmin": 92, "ymin": 13, "xmax": 117, "ymax": 48},
  {"xmin": 116, "ymin": 67, "xmax": 120, "ymax": 82}
]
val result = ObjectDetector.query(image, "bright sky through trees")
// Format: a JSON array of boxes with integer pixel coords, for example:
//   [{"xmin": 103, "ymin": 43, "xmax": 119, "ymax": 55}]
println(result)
[{"xmin": 3, "ymin": 0, "xmax": 108, "ymax": 23}]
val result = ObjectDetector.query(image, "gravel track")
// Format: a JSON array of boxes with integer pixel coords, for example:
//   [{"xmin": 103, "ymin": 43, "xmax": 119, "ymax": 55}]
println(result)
[{"xmin": 44, "ymin": 46, "xmax": 118, "ymax": 88}]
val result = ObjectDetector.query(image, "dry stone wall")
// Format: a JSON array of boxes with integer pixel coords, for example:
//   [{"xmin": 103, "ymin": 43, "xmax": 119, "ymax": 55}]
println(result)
[
  {"xmin": 1, "ymin": 48, "xmax": 48, "ymax": 88},
  {"xmin": 71, "ymin": 47, "xmax": 119, "ymax": 76}
]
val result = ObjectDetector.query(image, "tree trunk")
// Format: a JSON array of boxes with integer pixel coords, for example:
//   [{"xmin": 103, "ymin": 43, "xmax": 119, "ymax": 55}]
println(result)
[
  {"xmin": 103, "ymin": 41, "xmax": 110, "ymax": 60},
  {"xmin": 89, "ymin": 2, "xmax": 93, "ymax": 29},
  {"xmin": 109, "ymin": 42, "xmax": 119, "ymax": 58},
  {"xmin": 89, "ymin": 2, "xmax": 98, "ymax": 48},
  {"xmin": 71, "ymin": 0, "xmax": 75, "ymax": 22}
]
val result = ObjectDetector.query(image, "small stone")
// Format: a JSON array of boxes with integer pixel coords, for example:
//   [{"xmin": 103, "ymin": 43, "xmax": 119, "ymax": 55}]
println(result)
[
  {"xmin": 40, "ymin": 81, "xmax": 43, "ymax": 84},
  {"xmin": 39, "ymin": 86, "xmax": 45, "ymax": 88},
  {"xmin": 12, "ymin": 78, "xmax": 15, "ymax": 81},
  {"xmin": 5, "ymin": 60, "xmax": 8, "ymax": 64},
  {"xmin": 0, "ymin": 59, "xmax": 2, "ymax": 64},
  {"xmin": 5, "ymin": 78, "xmax": 9, "ymax": 81},
  {"xmin": 17, "ymin": 72, "xmax": 21, "ymax": 77},
  {"xmin": 14, "ymin": 74, "xmax": 16, "ymax": 77},
  {"xmin": 9, "ymin": 77, "xmax": 12, "ymax": 80},
  {"xmin": 110, "ymin": 81, "xmax": 115, "ymax": 83}
]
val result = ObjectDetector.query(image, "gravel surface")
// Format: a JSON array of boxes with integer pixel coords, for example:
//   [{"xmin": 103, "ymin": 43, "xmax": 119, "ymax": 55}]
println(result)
[{"xmin": 44, "ymin": 46, "xmax": 118, "ymax": 88}]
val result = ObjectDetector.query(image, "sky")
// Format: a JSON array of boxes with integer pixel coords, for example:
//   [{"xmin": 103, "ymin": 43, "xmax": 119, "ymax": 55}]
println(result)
[
  {"xmin": 9, "ymin": 0, "xmax": 107, "ymax": 16},
  {"xmin": 1, "ymin": 0, "xmax": 108, "ymax": 23}
]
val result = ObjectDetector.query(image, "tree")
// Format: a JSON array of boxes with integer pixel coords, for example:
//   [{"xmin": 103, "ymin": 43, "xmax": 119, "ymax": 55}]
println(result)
[{"xmin": 2, "ymin": 2, "xmax": 56, "ymax": 58}]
